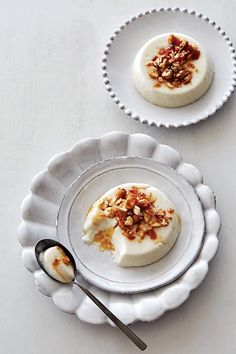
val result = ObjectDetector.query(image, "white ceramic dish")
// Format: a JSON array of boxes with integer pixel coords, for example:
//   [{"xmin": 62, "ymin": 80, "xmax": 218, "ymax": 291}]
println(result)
[
  {"xmin": 57, "ymin": 157, "xmax": 205, "ymax": 293},
  {"xmin": 18, "ymin": 132, "xmax": 221, "ymax": 325},
  {"xmin": 102, "ymin": 8, "xmax": 236, "ymax": 127}
]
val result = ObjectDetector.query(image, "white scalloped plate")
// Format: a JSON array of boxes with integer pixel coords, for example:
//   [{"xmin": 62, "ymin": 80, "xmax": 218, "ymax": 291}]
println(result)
[
  {"xmin": 102, "ymin": 8, "xmax": 236, "ymax": 128},
  {"xmin": 57, "ymin": 157, "xmax": 205, "ymax": 293},
  {"xmin": 18, "ymin": 132, "xmax": 221, "ymax": 325}
]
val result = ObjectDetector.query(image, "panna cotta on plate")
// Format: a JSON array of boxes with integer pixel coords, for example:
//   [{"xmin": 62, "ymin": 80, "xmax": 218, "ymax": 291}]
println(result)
[
  {"xmin": 132, "ymin": 33, "xmax": 214, "ymax": 108},
  {"xmin": 83, "ymin": 183, "xmax": 181, "ymax": 267}
]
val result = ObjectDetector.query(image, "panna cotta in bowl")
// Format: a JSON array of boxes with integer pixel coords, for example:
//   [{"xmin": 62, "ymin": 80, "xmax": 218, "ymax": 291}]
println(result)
[
  {"xmin": 83, "ymin": 183, "xmax": 181, "ymax": 267},
  {"xmin": 132, "ymin": 33, "xmax": 214, "ymax": 107}
]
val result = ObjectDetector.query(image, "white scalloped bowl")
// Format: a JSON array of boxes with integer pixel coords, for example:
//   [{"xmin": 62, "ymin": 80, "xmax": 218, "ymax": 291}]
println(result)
[
  {"xmin": 57, "ymin": 156, "xmax": 205, "ymax": 293},
  {"xmin": 102, "ymin": 8, "xmax": 236, "ymax": 127},
  {"xmin": 18, "ymin": 132, "xmax": 221, "ymax": 325}
]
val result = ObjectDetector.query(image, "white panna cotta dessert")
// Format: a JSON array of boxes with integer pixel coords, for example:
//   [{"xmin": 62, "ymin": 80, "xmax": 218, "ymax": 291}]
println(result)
[
  {"xmin": 39, "ymin": 246, "xmax": 74, "ymax": 283},
  {"xmin": 132, "ymin": 33, "xmax": 214, "ymax": 108},
  {"xmin": 83, "ymin": 183, "xmax": 181, "ymax": 267}
]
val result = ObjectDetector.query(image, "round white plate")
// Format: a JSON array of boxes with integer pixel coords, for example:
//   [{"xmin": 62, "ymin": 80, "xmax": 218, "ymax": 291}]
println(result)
[
  {"xmin": 57, "ymin": 157, "xmax": 205, "ymax": 293},
  {"xmin": 18, "ymin": 132, "xmax": 221, "ymax": 325},
  {"xmin": 102, "ymin": 8, "xmax": 236, "ymax": 128}
]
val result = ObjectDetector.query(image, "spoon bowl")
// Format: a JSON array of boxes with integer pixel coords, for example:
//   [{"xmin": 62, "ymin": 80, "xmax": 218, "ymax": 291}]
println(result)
[{"xmin": 35, "ymin": 239, "xmax": 76, "ymax": 283}]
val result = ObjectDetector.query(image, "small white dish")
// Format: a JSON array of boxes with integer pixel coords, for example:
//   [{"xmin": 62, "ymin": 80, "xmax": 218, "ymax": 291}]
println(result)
[
  {"xmin": 102, "ymin": 8, "xmax": 236, "ymax": 128},
  {"xmin": 18, "ymin": 132, "xmax": 221, "ymax": 325},
  {"xmin": 57, "ymin": 157, "xmax": 205, "ymax": 293}
]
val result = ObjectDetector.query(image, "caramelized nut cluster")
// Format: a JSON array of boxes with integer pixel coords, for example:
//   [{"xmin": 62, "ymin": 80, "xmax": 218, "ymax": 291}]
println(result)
[
  {"xmin": 93, "ymin": 228, "xmax": 114, "ymax": 251},
  {"xmin": 53, "ymin": 253, "xmax": 71, "ymax": 267},
  {"xmin": 99, "ymin": 186, "xmax": 174, "ymax": 241},
  {"xmin": 146, "ymin": 34, "xmax": 200, "ymax": 89}
]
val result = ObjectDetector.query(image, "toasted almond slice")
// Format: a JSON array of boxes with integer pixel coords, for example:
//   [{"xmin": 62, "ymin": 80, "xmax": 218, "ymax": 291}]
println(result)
[
  {"xmin": 139, "ymin": 223, "xmax": 148, "ymax": 232},
  {"xmin": 117, "ymin": 205, "xmax": 128, "ymax": 212},
  {"xmin": 125, "ymin": 216, "xmax": 134, "ymax": 226},
  {"xmin": 125, "ymin": 198, "xmax": 136, "ymax": 209},
  {"xmin": 133, "ymin": 205, "xmax": 142, "ymax": 216},
  {"xmin": 162, "ymin": 69, "xmax": 173, "ymax": 80},
  {"xmin": 161, "ymin": 219, "xmax": 169, "ymax": 226},
  {"xmin": 99, "ymin": 199, "xmax": 109, "ymax": 210},
  {"xmin": 146, "ymin": 60, "xmax": 155, "ymax": 67},
  {"xmin": 115, "ymin": 188, "xmax": 127, "ymax": 200},
  {"xmin": 138, "ymin": 199, "xmax": 151, "ymax": 208},
  {"xmin": 151, "ymin": 222, "xmax": 162, "ymax": 228},
  {"xmin": 143, "ymin": 213, "xmax": 151, "ymax": 223},
  {"xmin": 104, "ymin": 207, "xmax": 115, "ymax": 218},
  {"xmin": 115, "ymin": 198, "xmax": 124, "ymax": 205},
  {"xmin": 148, "ymin": 66, "xmax": 159, "ymax": 79},
  {"xmin": 159, "ymin": 58, "xmax": 168, "ymax": 68},
  {"xmin": 136, "ymin": 229, "xmax": 144, "ymax": 237},
  {"xmin": 167, "ymin": 82, "xmax": 174, "ymax": 89}
]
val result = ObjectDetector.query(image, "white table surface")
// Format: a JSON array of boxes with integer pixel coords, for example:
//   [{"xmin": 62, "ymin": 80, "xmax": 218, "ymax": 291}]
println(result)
[{"xmin": 0, "ymin": 0, "xmax": 236, "ymax": 353}]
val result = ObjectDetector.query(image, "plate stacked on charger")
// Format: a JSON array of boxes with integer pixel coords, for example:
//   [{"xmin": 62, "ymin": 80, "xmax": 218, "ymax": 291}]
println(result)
[{"xmin": 18, "ymin": 132, "xmax": 221, "ymax": 325}]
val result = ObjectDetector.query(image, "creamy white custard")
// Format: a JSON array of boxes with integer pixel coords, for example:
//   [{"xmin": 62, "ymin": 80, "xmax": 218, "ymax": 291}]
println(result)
[
  {"xmin": 132, "ymin": 33, "xmax": 214, "ymax": 107},
  {"xmin": 39, "ymin": 246, "xmax": 74, "ymax": 283},
  {"xmin": 83, "ymin": 183, "xmax": 181, "ymax": 267}
]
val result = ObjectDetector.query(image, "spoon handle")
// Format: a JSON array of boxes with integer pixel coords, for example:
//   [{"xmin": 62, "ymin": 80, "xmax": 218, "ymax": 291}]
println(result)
[{"xmin": 74, "ymin": 281, "xmax": 147, "ymax": 351}]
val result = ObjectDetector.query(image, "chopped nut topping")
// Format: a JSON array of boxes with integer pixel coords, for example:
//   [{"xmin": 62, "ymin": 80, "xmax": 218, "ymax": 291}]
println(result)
[
  {"xmin": 62, "ymin": 256, "xmax": 70, "ymax": 265},
  {"xmin": 104, "ymin": 207, "xmax": 115, "ymax": 218},
  {"xmin": 146, "ymin": 34, "xmax": 200, "ymax": 89},
  {"xmin": 53, "ymin": 256, "xmax": 70, "ymax": 267},
  {"xmin": 162, "ymin": 68, "xmax": 173, "ymax": 80},
  {"xmin": 125, "ymin": 216, "xmax": 134, "ymax": 226},
  {"xmin": 167, "ymin": 208, "xmax": 174, "ymax": 214},
  {"xmin": 137, "ymin": 199, "xmax": 151, "ymax": 208},
  {"xmin": 151, "ymin": 222, "xmax": 162, "ymax": 228},
  {"xmin": 98, "ymin": 186, "xmax": 175, "ymax": 242},
  {"xmin": 99, "ymin": 199, "xmax": 109, "ymax": 210},
  {"xmin": 133, "ymin": 205, "xmax": 142, "ymax": 216},
  {"xmin": 115, "ymin": 188, "xmax": 127, "ymax": 200},
  {"xmin": 167, "ymin": 82, "xmax": 174, "ymax": 89},
  {"xmin": 116, "ymin": 205, "xmax": 128, "ymax": 213},
  {"xmin": 53, "ymin": 258, "xmax": 60, "ymax": 267},
  {"xmin": 143, "ymin": 213, "xmax": 151, "ymax": 223},
  {"xmin": 115, "ymin": 198, "xmax": 124, "ymax": 205},
  {"xmin": 133, "ymin": 214, "xmax": 141, "ymax": 223},
  {"xmin": 94, "ymin": 228, "xmax": 114, "ymax": 251},
  {"xmin": 125, "ymin": 198, "xmax": 136, "ymax": 209},
  {"xmin": 148, "ymin": 66, "xmax": 159, "ymax": 79}
]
